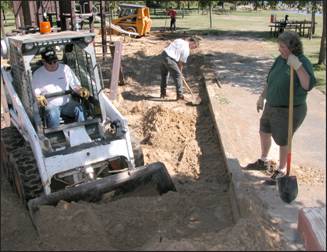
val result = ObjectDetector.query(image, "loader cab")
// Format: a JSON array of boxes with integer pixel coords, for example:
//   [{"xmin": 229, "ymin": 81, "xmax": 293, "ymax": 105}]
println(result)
[
  {"xmin": 112, "ymin": 4, "xmax": 152, "ymax": 36},
  {"xmin": 6, "ymin": 31, "xmax": 104, "ymax": 151}
]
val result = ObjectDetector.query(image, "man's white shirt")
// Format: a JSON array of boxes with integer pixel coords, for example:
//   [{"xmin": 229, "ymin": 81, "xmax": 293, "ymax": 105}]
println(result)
[
  {"xmin": 164, "ymin": 39, "xmax": 190, "ymax": 63},
  {"xmin": 32, "ymin": 63, "xmax": 81, "ymax": 107}
]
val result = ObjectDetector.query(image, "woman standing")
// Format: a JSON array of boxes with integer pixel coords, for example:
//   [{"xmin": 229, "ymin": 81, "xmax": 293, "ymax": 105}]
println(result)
[{"xmin": 244, "ymin": 31, "xmax": 316, "ymax": 184}]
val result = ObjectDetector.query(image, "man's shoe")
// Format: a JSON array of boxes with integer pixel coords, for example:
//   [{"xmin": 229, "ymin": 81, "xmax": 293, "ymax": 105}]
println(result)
[
  {"xmin": 177, "ymin": 94, "xmax": 184, "ymax": 100},
  {"xmin": 243, "ymin": 159, "xmax": 267, "ymax": 170},
  {"xmin": 160, "ymin": 92, "xmax": 167, "ymax": 98}
]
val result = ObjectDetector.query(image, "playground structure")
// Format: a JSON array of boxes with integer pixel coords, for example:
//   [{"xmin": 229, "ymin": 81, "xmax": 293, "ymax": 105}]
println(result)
[{"xmin": 0, "ymin": 1, "xmax": 126, "ymax": 59}]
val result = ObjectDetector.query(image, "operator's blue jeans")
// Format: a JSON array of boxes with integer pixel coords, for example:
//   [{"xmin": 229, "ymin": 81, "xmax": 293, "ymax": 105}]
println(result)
[
  {"xmin": 160, "ymin": 51, "xmax": 183, "ymax": 96},
  {"xmin": 45, "ymin": 100, "xmax": 85, "ymax": 128}
]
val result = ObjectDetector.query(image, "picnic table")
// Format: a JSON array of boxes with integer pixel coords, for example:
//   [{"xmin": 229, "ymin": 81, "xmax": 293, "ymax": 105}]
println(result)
[{"xmin": 269, "ymin": 20, "xmax": 316, "ymax": 38}]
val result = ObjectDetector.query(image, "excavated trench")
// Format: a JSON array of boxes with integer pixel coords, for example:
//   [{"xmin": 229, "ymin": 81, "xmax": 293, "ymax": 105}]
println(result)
[{"xmin": 1, "ymin": 33, "xmax": 281, "ymax": 251}]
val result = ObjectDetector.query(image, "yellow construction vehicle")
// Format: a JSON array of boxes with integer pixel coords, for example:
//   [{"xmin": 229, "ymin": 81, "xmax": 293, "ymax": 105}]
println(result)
[{"xmin": 111, "ymin": 3, "xmax": 152, "ymax": 36}]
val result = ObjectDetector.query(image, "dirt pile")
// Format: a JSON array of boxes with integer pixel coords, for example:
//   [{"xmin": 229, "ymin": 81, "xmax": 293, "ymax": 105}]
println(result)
[
  {"xmin": 291, "ymin": 164, "xmax": 325, "ymax": 184},
  {"xmin": 141, "ymin": 105, "xmax": 200, "ymax": 178}
]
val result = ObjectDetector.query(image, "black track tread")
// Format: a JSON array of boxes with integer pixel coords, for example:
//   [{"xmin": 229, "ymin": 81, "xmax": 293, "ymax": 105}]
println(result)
[
  {"xmin": 1, "ymin": 127, "xmax": 24, "ymax": 185},
  {"xmin": 11, "ymin": 147, "xmax": 43, "ymax": 201},
  {"xmin": 1, "ymin": 126, "xmax": 43, "ymax": 202}
]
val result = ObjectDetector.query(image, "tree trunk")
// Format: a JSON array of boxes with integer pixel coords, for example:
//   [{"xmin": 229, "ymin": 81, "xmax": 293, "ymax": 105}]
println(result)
[
  {"xmin": 209, "ymin": 1, "xmax": 212, "ymax": 28},
  {"xmin": 311, "ymin": 0, "xmax": 316, "ymax": 35},
  {"xmin": 1, "ymin": 8, "xmax": 5, "ymax": 37},
  {"xmin": 318, "ymin": 0, "xmax": 326, "ymax": 65}
]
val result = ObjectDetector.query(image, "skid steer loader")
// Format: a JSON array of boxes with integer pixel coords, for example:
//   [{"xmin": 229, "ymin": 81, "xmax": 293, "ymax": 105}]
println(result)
[
  {"xmin": 0, "ymin": 31, "xmax": 175, "ymax": 219},
  {"xmin": 110, "ymin": 3, "xmax": 152, "ymax": 37}
]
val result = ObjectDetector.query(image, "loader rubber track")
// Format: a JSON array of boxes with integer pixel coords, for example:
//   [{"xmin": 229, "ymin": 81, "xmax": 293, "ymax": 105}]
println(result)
[
  {"xmin": 1, "ymin": 127, "xmax": 43, "ymax": 204},
  {"xmin": 1, "ymin": 127, "xmax": 25, "ymax": 185}
]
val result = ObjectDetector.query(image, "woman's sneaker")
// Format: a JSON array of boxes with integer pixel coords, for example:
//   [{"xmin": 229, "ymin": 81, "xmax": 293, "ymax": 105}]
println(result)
[
  {"xmin": 243, "ymin": 159, "xmax": 268, "ymax": 170},
  {"xmin": 263, "ymin": 169, "xmax": 286, "ymax": 185}
]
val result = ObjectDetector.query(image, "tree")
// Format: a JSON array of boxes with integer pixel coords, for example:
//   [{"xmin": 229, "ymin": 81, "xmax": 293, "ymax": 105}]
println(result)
[
  {"xmin": 209, "ymin": 0, "xmax": 212, "ymax": 28},
  {"xmin": 318, "ymin": 0, "xmax": 326, "ymax": 65},
  {"xmin": 311, "ymin": 0, "xmax": 317, "ymax": 35}
]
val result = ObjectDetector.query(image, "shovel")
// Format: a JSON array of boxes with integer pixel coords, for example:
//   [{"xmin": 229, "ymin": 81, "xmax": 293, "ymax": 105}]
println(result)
[
  {"xmin": 182, "ymin": 78, "xmax": 202, "ymax": 105},
  {"xmin": 277, "ymin": 66, "xmax": 298, "ymax": 204}
]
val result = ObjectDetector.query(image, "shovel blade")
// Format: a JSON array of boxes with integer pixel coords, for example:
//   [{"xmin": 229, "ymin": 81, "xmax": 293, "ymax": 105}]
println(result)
[
  {"xmin": 277, "ymin": 175, "xmax": 298, "ymax": 203},
  {"xmin": 186, "ymin": 97, "xmax": 202, "ymax": 106}
]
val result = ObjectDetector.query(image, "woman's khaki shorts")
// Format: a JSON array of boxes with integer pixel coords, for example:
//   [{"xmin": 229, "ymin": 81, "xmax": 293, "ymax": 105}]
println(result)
[{"xmin": 260, "ymin": 103, "xmax": 307, "ymax": 146}]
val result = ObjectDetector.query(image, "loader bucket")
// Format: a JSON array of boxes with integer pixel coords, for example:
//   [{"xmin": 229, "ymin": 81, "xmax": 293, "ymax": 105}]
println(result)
[{"xmin": 28, "ymin": 162, "xmax": 175, "ymax": 217}]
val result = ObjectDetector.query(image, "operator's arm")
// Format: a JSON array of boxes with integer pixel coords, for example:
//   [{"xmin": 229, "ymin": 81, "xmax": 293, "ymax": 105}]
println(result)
[
  {"xmin": 32, "ymin": 69, "xmax": 48, "ymax": 107},
  {"xmin": 65, "ymin": 65, "xmax": 90, "ymax": 99},
  {"xmin": 73, "ymin": 84, "xmax": 90, "ymax": 99}
]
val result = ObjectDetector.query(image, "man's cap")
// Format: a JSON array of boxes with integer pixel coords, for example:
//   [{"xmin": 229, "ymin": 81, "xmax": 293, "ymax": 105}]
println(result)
[{"xmin": 41, "ymin": 47, "xmax": 58, "ymax": 63}]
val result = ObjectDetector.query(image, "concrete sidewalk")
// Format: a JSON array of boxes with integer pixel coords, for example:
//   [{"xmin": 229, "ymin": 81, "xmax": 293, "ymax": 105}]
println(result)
[{"xmin": 202, "ymin": 68, "xmax": 326, "ymax": 250}]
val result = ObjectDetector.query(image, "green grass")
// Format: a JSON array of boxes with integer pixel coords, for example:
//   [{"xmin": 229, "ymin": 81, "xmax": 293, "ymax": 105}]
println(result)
[{"xmin": 2, "ymin": 9, "xmax": 325, "ymax": 92}]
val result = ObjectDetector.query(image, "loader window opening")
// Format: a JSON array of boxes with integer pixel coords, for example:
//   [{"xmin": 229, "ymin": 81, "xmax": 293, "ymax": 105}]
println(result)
[
  {"xmin": 118, "ymin": 8, "xmax": 137, "ymax": 22},
  {"xmin": 64, "ymin": 44, "xmax": 97, "ymax": 98},
  {"xmin": 50, "ymin": 156, "xmax": 130, "ymax": 192}
]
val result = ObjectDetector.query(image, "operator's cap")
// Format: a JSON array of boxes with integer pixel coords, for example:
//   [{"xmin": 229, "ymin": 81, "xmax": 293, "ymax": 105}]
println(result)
[{"xmin": 41, "ymin": 47, "xmax": 58, "ymax": 63}]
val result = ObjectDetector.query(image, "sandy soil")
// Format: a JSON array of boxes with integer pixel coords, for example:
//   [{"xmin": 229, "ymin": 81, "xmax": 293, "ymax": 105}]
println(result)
[{"xmin": 1, "ymin": 32, "xmax": 285, "ymax": 251}]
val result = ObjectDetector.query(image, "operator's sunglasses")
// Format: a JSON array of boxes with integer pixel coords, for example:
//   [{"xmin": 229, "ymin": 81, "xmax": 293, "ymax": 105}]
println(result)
[{"xmin": 46, "ymin": 59, "xmax": 58, "ymax": 65}]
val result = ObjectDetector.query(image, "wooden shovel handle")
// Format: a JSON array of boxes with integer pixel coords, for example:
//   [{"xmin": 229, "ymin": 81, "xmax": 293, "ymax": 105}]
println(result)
[
  {"xmin": 182, "ymin": 78, "xmax": 194, "ymax": 96},
  {"xmin": 286, "ymin": 67, "xmax": 294, "ymax": 176}
]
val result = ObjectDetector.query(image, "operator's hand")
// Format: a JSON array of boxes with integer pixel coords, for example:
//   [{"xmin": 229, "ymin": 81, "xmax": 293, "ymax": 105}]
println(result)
[
  {"xmin": 256, "ymin": 96, "xmax": 264, "ymax": 113},
  {"xmin": 79, "ymin": 87, "xmax": 90, "ymax": 99},
  {"xmin": 36, "ymin": 95, "xmax": 48, "ymax": 107},
  {"xmin": 287, "ymin": 54, "xmax": 302, "ymax": 71}
]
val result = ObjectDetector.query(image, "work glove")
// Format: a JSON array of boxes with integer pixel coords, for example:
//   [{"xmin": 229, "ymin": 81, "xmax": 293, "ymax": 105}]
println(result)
[
  {"xmin": 79, "ymin": 87, "xmax": 90, "ymax": 99},
  {"xmin": 287, "ymin": 54, "xmax": 302, "ymax": 71},
  {"xmin": 256, "ymin": 96, "xmax": 264, "ymax": 113},
  {"xmin": 36, "ymin": 95, "xmax": 48, "ymax": 107}
]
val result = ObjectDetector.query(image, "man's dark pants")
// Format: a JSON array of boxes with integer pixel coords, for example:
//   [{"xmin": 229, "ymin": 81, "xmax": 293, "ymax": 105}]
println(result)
[
  {"xmin": 170, "ymin": 17, "xmax": 176, "ymax": 31},
  {"xmin": 160, "ymin": 51, "xmax": 183, "ymax": 97}
]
